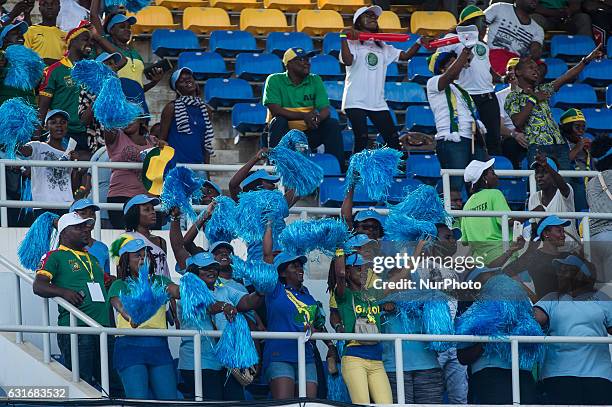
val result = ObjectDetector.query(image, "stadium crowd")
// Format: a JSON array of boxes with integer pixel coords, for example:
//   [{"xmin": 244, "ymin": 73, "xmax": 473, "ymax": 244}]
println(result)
[{"xmin": 0, "ymin": 0, "xmax": 610, "ymax": 404}]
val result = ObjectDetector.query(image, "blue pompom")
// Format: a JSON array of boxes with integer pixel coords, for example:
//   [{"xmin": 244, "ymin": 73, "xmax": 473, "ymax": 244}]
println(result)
[
  {"xmin": 392, "ymin": 184, "xmax": 450, "ymax": 225},
  {"xmin": 160, "ymin": 167, "xmax": 205, "ymax": 221},
  {"xmin": 235, "ymin": 190, "xmax": 288, "ymax": 244},
  {"xmin": 277, "ymin": 129, "xmax": 308, "ymax": 150},
  {"xmin": 245, "ymin": 260, "xmax": 277, "ymax": 294},
  {"xmin": 345, "ymin": 147, "xmax": 403, "ymax": 202},
  {"xmin": 422, "ymin": 297, "xmax": 454, "ymax": 352},
  {"xmin": 93, "ymin": 77, "xmax": 142, "ymax": 129},
  {"xmin": 278, "ymin": 218, "xmax": 351, "ymax": 256},
  {"xmin": 180, "ymin": 272, "xmax": 217, "ymax": 331},
  {"xmin": 384, "ymin": 212, "xmax": 437, "ymax": 243},
  {"xmin": 18, "ymin": 212, "xmax": 59, "ymax": 270},
  {"xmin": 71, "ymin": 60, "xmax": 115, "ymax": 95},
  {"xmin": 268, "ymin": 146, "xmax": 324, "ymax": 197},
  {"xmin": 0, "ymin": 98, "xmax": 39, "ymax": 159},
  {"xmin": 214, "ymin": 313, "xmax": 259, "ymax": 369},
  {"xmin": 4, "ymin": 45, "xmax": 44, "ymax": 91},
  {"xmin": 119, "ymin": 261, "xmax": 169, "ymax": 325},
  {"xmin": 204, "ymin": 196, "xmax": 238, "ymax": 243},
  {"xmin": 230, "ymin": 255, "xmax": 248, "ymax": 281}
]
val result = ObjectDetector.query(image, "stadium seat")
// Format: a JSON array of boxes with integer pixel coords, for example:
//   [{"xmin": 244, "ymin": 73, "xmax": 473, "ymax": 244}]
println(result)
[
  {"xmin": 404, "ymin": 105, "xmax": 435, "ymax": 133},
  {"xmin": 182, "ymin": 7, "xmax": 236, "ymax": 33},
  {"xmin": 327, "ymin": 105, "xmax": 347, "ymax": 128},
  {"xmin": 493, "ymin": 155, "xmax": 513, "ymax": 171},
  {"xmin": 156, "ymin": 0, "xmax": 205, "ymax": 10},
  {"xmin": 544, "ymin": 58, "xmax": 568, "ymax": 82},
  {"xmin": 235, "ymin": 53, "xmax": 283, "ymax": 81},
  {"xmin": 578, "ymin": 59, "xmax": 612, "ymax": 87},
  {"xmin": 384, "ymin": 82, "xmax": 427, "ymax": 109},
  {"xmin": 232, "ymin": 103, "xmax": 267, "ymax": 133},
  {"xmin": 264, "ymin": 0, "xmax": 316, "ymax": 12},
  {"xmin": 266, "ymin": 32, "xmax": 314, "ymax": 56},
  {"xmin": 407, "ymin": 56, "xmax": 432, "ymax": 84},
  {"xmin": 388, "ymin": 34, "xmax": 431, "ymax": 55},
  {"xmin": 583, "ymin": 108, "xmax": 612, "ymax": 133},
  {"xmin": 209, "ymin": 30, "xmax": 260, "ymax": 57},
  {"xmin": 388, "ymin": 177, "xmax": 422, "ymax": 202},
  {"xmin": 131, "ymin": 7, "xmax": 178, "ymax": 34},
  {"xmin": 410, "ymin": 11, "xmax": 456, "ymax": 36},
  {"xmin": 310, "ymin": 54, "xmax": 343, "ymax": 80},
  {"xmin": 551, "ymin": 107, "xmax": 564, "ymax": 123},
  {"xmin": 308, "ymin": 153, "xmax": 342, "ymax": 176},
  {"xmin": 607, "ymin": 86, "xmax": 612, "ymax": 108},
  {"xmin": 317, "ymin": 0, "xmax": 364, "ymax": 13},
  {"xmin": 151, "ymin": 29, "xmax": 201, "ymax": 57},
  {"xmin": 550, "ymin": 83, "xmax": 599, "ymax": 109},
  {"xmin": 204, "ymin": 78, "xmax": 258, "ymax": 108},
  {"xmin": 407, "ymin": 153, "xmax": 441, "ymax": 181},
  {"xmin": 177, "ymin": 51, "xmax": 230, "ymax": 79},
  {"xmin": 378, "ymin": 11, "xmax": 403, "ymax": 32},
  {"xmin": 323, "ymin": 32, "xmax": 342, "ymax": 57},
  {"xmin": 498, "ymin": 178, "xmax": 528, "ymax": 210},
  {"xmin": 342, "ymin": 129, "xmax": 354, "ymax": 152},
  {"xmin": 210, "ymin": 0, "xmax": 259, "ymax": 11},
  {"xmin": 240, "ymin": 9, "xmax": 292, "ymax": 35},
  {"xmin": 494, "ymin": 83, "xmax": 509, "ymax": 92},
  {"xmin": 323, "ymin": 81, "xmax": 344, "ymax": 108},
  {"xmin": 319, "ymin": 177, "xmax": 375, "ymax": 206},
  {"xmin": 550, "ymin": 35, "xmax": 595, "ymax": 61},
  {"xmin": 297, "ymin": 10, "xmax": 344, "ymax": 36},
  {"xmin": 386, "ymin": 62, "xmax": 402, "ymax": 82}
]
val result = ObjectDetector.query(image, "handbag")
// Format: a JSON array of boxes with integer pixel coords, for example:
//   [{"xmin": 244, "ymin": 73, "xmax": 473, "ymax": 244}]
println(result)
[{"xmin": 352, "ymin": 294, "xmax": 379, "ymax": 345}]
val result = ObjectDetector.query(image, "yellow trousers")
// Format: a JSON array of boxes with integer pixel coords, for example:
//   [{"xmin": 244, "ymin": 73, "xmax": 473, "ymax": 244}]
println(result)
[{"xmin": 341, "ymin": 356, "xmax": 393, "ymax": 404}]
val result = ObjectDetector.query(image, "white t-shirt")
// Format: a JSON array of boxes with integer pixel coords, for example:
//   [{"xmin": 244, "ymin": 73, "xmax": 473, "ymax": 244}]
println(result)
[
  {"xmin": 57, "ymin": 0, "xmax": 89, "ymax": 32},
  {"xmin": 496, "ymin": 86, "xmax": 514, "ymax": 131},
  {"xmin": 426, "ymin": 75, "xmax": 474, "ymax": 141},
  {"xmin": 485, "ymin": 2, "xmax": 544, "ymax": 56},
  {"xmin": 528, "ymin": 184, "xmax": 579, "ymax": 241},
  {"xmin": 26, "ymin": 141, "xmax": 73, "ymax": 204},
  {"xmin": 340, "ymin": 39, "xmax": 401, "ymax": 111},
  {"xmin": 439, "ymin": 37, "xmax": 494, "ymax": 95}
]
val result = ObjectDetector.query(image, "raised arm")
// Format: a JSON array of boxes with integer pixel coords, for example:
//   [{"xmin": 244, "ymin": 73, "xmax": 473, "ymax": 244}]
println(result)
[
  {"xmin": 334, "ymin": 252, "xmax": 346, "ymax": 299},
  {"xmin": 341, "ymin": 185, "xmax": 354, "ymax": 229},
  {"xmin": 552, "ymin": 43, "xmax": 603, "ymax": 91},
  {"xmin": 263, "ymin": 222, "xmax": 274, "ymax": 264},
  {"xmin": 168, "ymin": 208, "xmax": 191, "ymax": 271},
  {"xmin": 237, "ymin": 291, "xmax": 265, "ymax": 312},
  {"xmin": 228, "ymin": 148, "xmax": 268, "ymax": 201},
  {"xmin": 535, "ymin": 152, "xmax": 570, "ymax": 197},
  {"xmin": 339, "ymin": 29, "xmax": 356, "ymax": 66},
  {"xmin": 437, "ymin": 47, "xmax": 471, "ymax": 91}
]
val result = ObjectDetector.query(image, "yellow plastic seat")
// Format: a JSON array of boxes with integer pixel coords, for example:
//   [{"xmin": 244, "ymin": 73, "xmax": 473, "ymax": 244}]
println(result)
[
  {"xmin": 210, "ymin": 0, "xmax": 260, "ymax": 12},
  {"xmin": 183, "ymin": 7, "xmax": 237, "ymax": 33},
  {"xmin": 317, "ymin": 0, "xmax": 364, "ymax": 13},
  {"xmin": 264, "ymin": 0, "xmax": 315, "ymax": 13},
  {"xmin": 378, "ymin": 11, "xmax": 403, "ymax": 33},
  {"xmin": 296, "ymin": 10, "xmax": 343, "ymax": 36},
  {"xmin": 131, "ymin": 6, "xmax": 178, "ymax": 34},
  {"xmin": 155, "ymin": 0, "xmax": 206, "ymax": 10},
  {"xmin": 410, "ymin": 11, "xmax": 456, "ymax": 36},
  {"xmin": 240, "ymin": 8, "xmax": 292, "ymax": 35}
]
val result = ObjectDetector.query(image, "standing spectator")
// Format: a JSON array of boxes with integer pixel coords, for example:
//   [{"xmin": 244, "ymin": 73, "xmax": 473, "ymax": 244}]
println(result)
[
  {"xmin": 159, "ymin": 67, "xmax": 214, "ymax": 166},
  {"xmin": 426, "ymin": 49, "xmax": 488, "ymax": 193},
  {"xmin": 71, "ymin": 198, "xmax": 110, "ymax": 274},
  {"xmin": 340, "ymin": 6, "xmax": 427, "ymax": 153},
  {"xmin": 497, "ymin": 58, "xmax": 527, "ymax": 169},
  {"xmin": 484, "ymin": 0, "xmax": 544, "ymax": 75},
  {"xmin": 505, "ymin": 45, "xmax": 602, "ymax": 168},
  {"xmin": 531, "ymin": 0, "xmax": 593, "ymax": 38},
  {"xmin": 0, "ymin": 21, "xmax": 37, "ymax": 106},
  {"xmin": 559, "ymin": 108, "xmax": 590, "ymax": 211},
  {"xmin": 39, "ymin": 21, "xmax": 92, "ymax": 158},
  {"xmin": 56, "ymin": 0, "xmax": 89, "ymax": 32},
  {"xmin": 23, "ymin": 0, "xmax": 65, "ymax": 65},
  {"xmin": 262, "ymin": 47, "xmax": 344, "ymax": 169}
]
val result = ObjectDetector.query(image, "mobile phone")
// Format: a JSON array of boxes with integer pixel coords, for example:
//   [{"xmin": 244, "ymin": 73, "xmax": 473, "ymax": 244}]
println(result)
[
  {"xmin": 144, "ymin": 59, "xmax": 173, "ymax": 80},
  {"xmin": 512, "ymin": 221, "xmax": 524, "ymax": 242}
]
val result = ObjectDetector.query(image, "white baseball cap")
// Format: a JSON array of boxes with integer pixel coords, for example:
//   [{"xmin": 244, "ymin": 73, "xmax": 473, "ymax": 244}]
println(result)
[
  {"xmin": 353, "ymin": 5, "xmax": 382, "ymax": 24},
  {"xmin": 464, "ymin": 158, "xmax": 495, "ymax": 185},
  {"xmin": 57, "ymin": 212, "xmax": 94, "ymax": 235}
]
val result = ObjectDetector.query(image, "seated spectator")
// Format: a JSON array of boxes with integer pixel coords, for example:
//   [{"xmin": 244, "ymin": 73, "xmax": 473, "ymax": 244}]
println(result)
[
  {"xmin": 426, "ymin": 50, "xmax": 488, "ymax": 193},
  {"xmin": 23, "ymin": 0, "xmax": 65, "ymax": 65},
  {"xmin": 531, "ymin": 0, "xmax": 593, "ymax": 38},
  {"xmin": 505, "ymin": 45, "xmax": 602, "ymax": 168},
  {"xmin": 56, "ymin": 0, "xmax": 89, "ymax": 32},
  {"xmin": 534, "ymin": 255, "xmax": 612, "ymax": 405},
  {"xmin": 559, "ymin": 108, "xmax": 590, "ymax": 211},
  {"xmin": 485, "ymin": 0, "xmax": 544, "ymax": 75},
  {"xmin": 71, "ymin": 198, "xmax": 110, "ymax": 274},
  {"xmin": 160, "ymin": 67, "xmax": 215, "ymax": 167},
  {"xmin": 262, "ymin": 48, "xmax": 344, "ymax": 170},
  {"xmin": 0, "ymin": 21, "xmax": 36, "ymax": 106},
  {"xmin": 497, "ymin": 58, "xmax": 528, "ymax": 169}
]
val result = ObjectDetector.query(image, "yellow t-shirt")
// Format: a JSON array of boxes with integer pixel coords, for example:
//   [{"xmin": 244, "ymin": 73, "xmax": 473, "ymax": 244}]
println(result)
[
  {"xmin": 118, "ymin": 57, "xmax": 145, "ymax": 87},
  {"xmin": 24, "ymin": 25, "xmax": 66, "ymax": 61}
]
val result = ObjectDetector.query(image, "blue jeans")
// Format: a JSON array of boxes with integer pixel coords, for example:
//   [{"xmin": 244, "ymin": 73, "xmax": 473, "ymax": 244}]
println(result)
[
  {"xmin": 118, "ymin": 363, "xmax": 177, "ymax": 400},
  {"xmin": 436, "ymin": 138, "xmax": 487, "ymax": 192},
  {"xmin": 437, "ymin": 348, "xmax": 468, "ymax": 404}
]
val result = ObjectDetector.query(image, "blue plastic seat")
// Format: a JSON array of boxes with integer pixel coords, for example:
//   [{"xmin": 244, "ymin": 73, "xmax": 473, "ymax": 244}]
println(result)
[
  {"xmin": 407, "ymin": 153, "xmax": 441, "ymax": 179},
  {"xmin": 232, "ymin": 103, "xmax": 267, "ymax": 133},
  {"xmin": 319, "ymin": 177, "xmax": 374, "ymax": 206},
  {"xmin": 498, "ymin": 178, "xmax": 528, "ymax": 210},
  {"xmin": 323, "ymin": 81, "xmax": 344, "ymax": 108},
  {"xmin": 310, "ymin": 54, "xmax": 343, "ymax": 80},
  {"xmin": 235, "ymin": 53, "xmax": 283, "ymax": 81},
  {"xmin": 493, "ymin": 155, "xmax": 513, "ymax": 171},
  {"xmin": 327, "ymin": 105, "xmax": 346, "ymax": 128},
  {"xmin": 544, "ymin": 58, "xmax": 568, "ymax": 81},
  {"xmin": 550, "ymin": 35, "xmax": 595, "ymax": 62},
  {"xmin": 407, "ymin": 56, "xmax": 432, "ymax": 84},
  {"xmin": 578, "ymin": 59, "xmax": 612, "ymax": 87},
  {"xmin": 384, "ymin": 82, "xmax": 427, "ymax": 109},
  {"xmin": 342, "ymin": 129, "xmax": 354, "ymax": 152},
  {"xmin": 388, "ymin": 177, "xmax": 422, "ymax": 203},
  {"xmin": 322, "ymin": 32, "xmax": 341, "ymax": 56},
  {"xmin": 583, "ymin": 108, "xmax": 612, "ymax": 133},
  {"xmin": 607, "ymin": 85, "xmax": 612, "ymax": 108},
  {"xmin": 151, "ymin": 29, "xmax": 201, "ymax": 57},
  {"xmin": 178, "ymin": 52, "xmax": 229, "ymax": 80},
  {"xmin": 551, "ymin": 107, "xmax": 564, "ymax": 123},
  {"xmin": 266, "ymin": 32, "xmax": 314, "ymax": 56},
  {"xmin": 388, "ymin": 34, "xmax": 431, "ymax": 55},
  {"xmin": 404, "ymin": 105, "xmax": 435, "ymax": 133},
  {"xmin": 204, "ymin": 78, "xmax": 258, "ymax": 108},
  {"xmin": 308, "ymin": 153, "xmax": 341, "ymax": 176},
  {"xmin": 209, "ymin": 30, "xmax": 260, "ymax": 57},
  {"xmin": 550, "ymin": 84, "xmax": 599, "ymax": 109},
  {"xmin": 494, "ymin": 83, "xmax": 509, "ymax": 92},
  {"xmin": 386, "ymin": 62, "xmax": 402, "ymax": 82}
]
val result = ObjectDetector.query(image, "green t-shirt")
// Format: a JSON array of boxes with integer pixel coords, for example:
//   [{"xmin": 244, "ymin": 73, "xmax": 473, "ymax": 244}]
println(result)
[
  {"xmin": 460, "ymin": 188, "xmax": 512, "ymax": 265},
  {"xmin": 0, "ymin": 67, "xmax": 36, "ymax": 107},
  {"xmin": 335, "ymin": 286, "xmax": 382, "ymax": 334},
  {"xmin": 36, "ymin": 246, "xmax": 109, "ymax": 327}
]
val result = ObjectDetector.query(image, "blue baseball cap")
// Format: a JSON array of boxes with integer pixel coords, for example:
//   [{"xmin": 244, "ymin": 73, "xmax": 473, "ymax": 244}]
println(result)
[
  {"xmin": 95, "ymin": 51, "xmax": 122, "ymax": 64},
  {"xmin": 240, "ymin": 169, "xmax": 280, "ymax": 189},
  {"xmin": 203, "ymin": 180, "xmax": 222, "ymax": 195},
  {"xmin": 106, "ymin": 14, "xmax": 137, "ymax": 34},
  {"xmin": 123, "ymin": 194, "xmax": 161, "ymax": 214},
  {"xmin": 354, "ymin": 209, "xmax": 385, "ymax": 224},
  {"xmin": 0, "ymin": 21, "xmax": 28, "ymax": 43},
  {"xmin": 45, "ymin": 109, "xmax": 70, "ymax": 123},
  {"xmin": 274, "ymin": 252, "xmax": 307, "ymax": 272},
  {"xmin": 70, "ymin": 198, "xmax": 100, "ymax": 212},
  {"xmin": 119, "ymin": 238, "xmax": 147, "ymax": 256},
  {"xmin": 530, "ymin": 157, "xmax": 559, "ymax": 172},
  {"xmin": 170, "ymin": 67, "xmax": 193, "ymax": 91},
  {"xmin": 553, "ymin": 255, "xmax": 591, "ymax": 277},
  {"xmin": 536, "ymin": 215, "xmax": 570, "ymax": 238},
  {"xmin": 346, "ymin": 253, "xmax": 367, "ymax": 267},
  {"xmin": 210, "ymin": 241, "xmax": 233, "ymax": 254},
  {"xmin": 347, "ymin": 234, "xmax": 375, "ymax": 248},
  {"xmin": 186, "ymin": 252, "xmax": 220, "ymax": 268}
]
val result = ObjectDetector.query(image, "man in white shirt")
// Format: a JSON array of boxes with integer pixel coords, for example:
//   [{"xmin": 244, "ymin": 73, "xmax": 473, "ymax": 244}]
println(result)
[
  {"xmin": 496, "ymin": 58, "xmax": 527, "ymax": 169},
  {"xmin": 56, "ymin": 0, "xmax": 89, "ymax": 32}
]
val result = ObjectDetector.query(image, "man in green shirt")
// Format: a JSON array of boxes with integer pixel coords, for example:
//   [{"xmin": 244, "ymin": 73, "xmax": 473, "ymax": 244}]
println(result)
[
  {"xmin": 262, "ymin": 47, "xmax": 344, "ymax": 170},
  {"xmin": 531, "ymin": 0, "xmax": 592, "ymax": 37}
]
